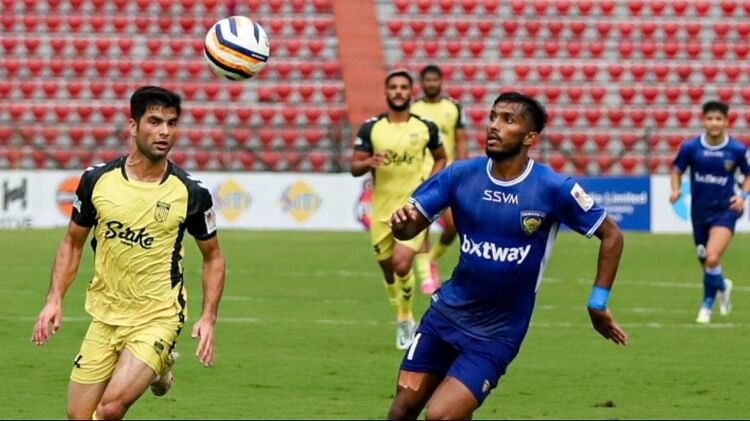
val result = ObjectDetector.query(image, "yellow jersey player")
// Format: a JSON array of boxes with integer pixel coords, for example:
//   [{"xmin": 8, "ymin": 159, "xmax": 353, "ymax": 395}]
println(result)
[
  {"xmin": 31, "ymin": 86, "xmax": 226, "ymax": 420},
  {"xmin": 351, "ymin": 70, "xmax": 447, "ymax": 350},
  {"xmin": 410, "ymin": 64, "xmax": 468, "ymax": 295}
]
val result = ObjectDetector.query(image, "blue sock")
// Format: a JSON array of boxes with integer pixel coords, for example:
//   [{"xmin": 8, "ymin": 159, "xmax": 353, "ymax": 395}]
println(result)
[{"xmin": 702, "ymin": 266, "xmax": 725, "ymax": 309}]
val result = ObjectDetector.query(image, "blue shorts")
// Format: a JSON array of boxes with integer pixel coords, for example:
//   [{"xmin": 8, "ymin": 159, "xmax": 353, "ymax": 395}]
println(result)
[
  {"xmin": 399, "ymin": 308, "xmax": 520, "ymax": 405},
  {"xmin": 691, "ymin": 210, "xmax": 740, "ymax": 258}
]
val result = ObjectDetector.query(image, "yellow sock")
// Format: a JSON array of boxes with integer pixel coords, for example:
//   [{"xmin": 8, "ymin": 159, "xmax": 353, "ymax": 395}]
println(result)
[
  {"xmin": 384, "ymin": 281, "xmax": 400, "ymax": 316},
  {"xmin": 429, "ymin": 241, "xmax": 450, "ymax": 261},
  {"xmin": 92, "ymin": 411, "xmax": 98, "ymax": 420},
  {"xmin": 396, "ymin": 270, "xmax": 415, "ymax": 321},
  {"xmin": 414, "ymin": 253, "xmax": 432, "ymax": 283}
]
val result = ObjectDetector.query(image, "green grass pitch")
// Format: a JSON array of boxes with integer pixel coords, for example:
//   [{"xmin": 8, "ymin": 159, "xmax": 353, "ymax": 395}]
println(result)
[{"xmin": 1, "ymin": 229, "xmax": 748, "ymax": 419}]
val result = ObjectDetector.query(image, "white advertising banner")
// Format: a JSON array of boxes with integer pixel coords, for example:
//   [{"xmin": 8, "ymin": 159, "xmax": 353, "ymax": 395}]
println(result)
[
  {"xmin": 650, "ymin": 175, "xmax": 750, "ymax": 233},
  {"xmin": 0, "ymin": 170, "xmax": 374, "ymax": 231}
]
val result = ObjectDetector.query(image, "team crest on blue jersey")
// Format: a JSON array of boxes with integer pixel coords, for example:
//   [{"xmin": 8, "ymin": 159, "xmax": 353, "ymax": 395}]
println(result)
[
  {"xmin": 723, "ymin": 160, "xmax": 735, "ymax": 172},
  {"xmin": 520, "ymin": 210, "xmax": 545, "ymax": 235},
  {"xmin": 154, "ymin": 201, "xmax": 171, "ymax": 222}
]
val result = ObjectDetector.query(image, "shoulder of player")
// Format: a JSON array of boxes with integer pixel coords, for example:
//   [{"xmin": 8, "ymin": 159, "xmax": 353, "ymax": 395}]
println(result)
[
  {"xmin": 409, "ymin": 113, "xmax": 439, "ymax": 129},
  {"xmin": 167, "ymin": 162, "xmax": 211, "ymax": 195},
  {"xmin": 529, "ymin": 159, "xmax": 571, "ymax": 187},
  {"xmin": 727, "ymin": 136, "xmax": 748, "ymax": 151},
  {"xmin": 80, "ymin": 156, "xmax": 123, "ymax": 185}
]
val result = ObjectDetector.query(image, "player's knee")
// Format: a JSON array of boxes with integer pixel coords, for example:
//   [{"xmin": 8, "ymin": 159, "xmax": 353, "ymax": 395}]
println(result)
[
  {"xmin": 95, "ymin": 399, "xmax": 128, "ymax": 420},
  {"xmin": 67, "ymin": 406, "xmax": 91, "ymax": 421},
  {"xmin": 425, "ymin": 405, "xmax": 453, "ymax": 420},
  {"xmin": 704, "ymin": 254, "xmax": 721, "ymax": 268},
  {"xmin": 393, "ymin": 260, "xmax": 412, "ymax": 277},
  {"xmin": 387, "ymin": 401, "xmax": 421, "ymax": 420}
]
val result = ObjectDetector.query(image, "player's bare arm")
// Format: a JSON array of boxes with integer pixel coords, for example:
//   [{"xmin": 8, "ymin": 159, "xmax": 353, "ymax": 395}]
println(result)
[
  {"xmin": 32, "ymin": 221, "xmax": 91, "ymax": 345},
  {"xmin": 191, "ymin": 235, "xmax": 226, "ymax": 367},
  {"xmin": 455, "ymin": 128, "xmax": 469, "ymax": 160},
  {"xmin": 389, "ymin": 204, "xmax": 430, "ymax": 241},
  {"xmin": 428, "ymin": 146, "xmax": 447, "ymax": 177},
  {"xmin": 729, "ymin": 176, "xmax": 750, "ymax": 214},
  {"xmin": 669, "ymin": 168, "xmax": 683, "ymax": 204},
  {"xmin": 588, "ymin": 216, "xmax": 628, "ymax": 346},
  {"xmin": 350, "ymin": 150, "xmax": 385, "ymax": 177}
]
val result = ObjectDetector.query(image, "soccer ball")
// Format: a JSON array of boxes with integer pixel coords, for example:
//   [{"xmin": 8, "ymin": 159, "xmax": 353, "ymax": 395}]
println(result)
[{"xmin": 203, "ymin": 16, "xmax": 270, "ymax": 80}]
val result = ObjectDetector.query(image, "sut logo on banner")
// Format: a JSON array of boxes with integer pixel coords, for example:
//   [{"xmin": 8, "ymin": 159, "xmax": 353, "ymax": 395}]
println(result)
[{"xmin": 280, "ymin": 180, "xmax": 321, "ymax": 223}]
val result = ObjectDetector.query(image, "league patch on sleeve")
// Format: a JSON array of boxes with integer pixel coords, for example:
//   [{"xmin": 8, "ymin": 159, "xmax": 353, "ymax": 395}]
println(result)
[
  {"xmin": 73, "ymin": 196, "xmax": 82, "ymax": 213},
  {"xmin": 570, "ymin": 183, "xmax": 594, "ymax": 211},
  {"xmin": 354, "ymin": 137, "xmax": 363, "ymax": 146},
  {"xmin": 204, "ymin": 208, "xmax": 217, "ymax": 234}
]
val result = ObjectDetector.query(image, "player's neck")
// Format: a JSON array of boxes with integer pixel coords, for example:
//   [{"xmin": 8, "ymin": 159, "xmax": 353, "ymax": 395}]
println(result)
[
  {"xmin": 125, "ymin": 153, "xmax": 168, "ymax": 183},
  {"xmin": 387, "ymin": 109, "xmax": 410, "ymax": 123},
  {"xmin": 490, "ymin": 156, "xmax": 529, "ymax": 180},
  {"xmin": 704, "ymin": 132, "xmax": 725, "ymax": 145},
  {"xmin": 423, "ymin": 95, "xmax": 441, "ymax": 103}
]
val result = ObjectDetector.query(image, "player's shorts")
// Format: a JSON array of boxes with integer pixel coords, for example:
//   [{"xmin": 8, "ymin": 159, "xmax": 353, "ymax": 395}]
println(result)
[
  {"xmin": 399, "ymin": 308, "xmax": 520, "ymax": 405},
  {"xmin": 370, "ymin": 218, "xmax": 428, "ymax": 260},
  {"xmin": 691, "ymin": 209, "xmax": 740, "ymax": 259},
  {"xmin": 70, "ymin": 318, "xmax": 183, "ymax": 384}
]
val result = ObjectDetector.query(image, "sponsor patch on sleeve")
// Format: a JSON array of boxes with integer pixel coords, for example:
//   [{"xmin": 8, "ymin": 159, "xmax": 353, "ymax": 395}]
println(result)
[
  {"xmin": 204, "ymin": 208, "xmax": 217, "ymax": 234},
  {"xmin": 73, "ymin": 197, "xmax": 82, "ymax": 213},
  {"xmin": 354, "ymin": 137, "xmax": 363, "ymax": 146},
  {"xmin": 570, "ymin": 183, "xmax": 594, "ymax": 211}
]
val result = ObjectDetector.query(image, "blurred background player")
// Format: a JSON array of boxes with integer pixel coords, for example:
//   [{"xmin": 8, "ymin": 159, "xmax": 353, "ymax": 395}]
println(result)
[
  {"xmin": 351, "ymin": 70, "xmax": 446, "ymax": 350},
  {"xmin": 670, "ymin": 100, "xmax": 750, "ymax": 324},
  {"xmin": 386, "ymin": 92, "xmax": 627, "ymax": 420},
  {"xmin": 410, "ymin": 64, "xmax": 468, "ymax": 295},
  {"xmin": 31, "ymin": 86, "xmax": 226, "ymax": 419}
]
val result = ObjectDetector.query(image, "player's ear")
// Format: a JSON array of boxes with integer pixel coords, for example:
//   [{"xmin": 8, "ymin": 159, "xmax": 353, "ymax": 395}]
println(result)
[
  {"xmin": 523, "ymin": 131, "xmax": 538, "ymax": 147},
  {"xmin": 128, "ymin": 118, "xmax": 138, "ymax": 138}
]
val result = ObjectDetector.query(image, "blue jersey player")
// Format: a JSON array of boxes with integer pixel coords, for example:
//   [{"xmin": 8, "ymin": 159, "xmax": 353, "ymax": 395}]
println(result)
[
  {"xmin": 670, "ymin": 100, "xmax": 750, "ymax": 324},
  {"xmin": 386, "ymin": 92, "xmax": 628, "ymax": 420}
]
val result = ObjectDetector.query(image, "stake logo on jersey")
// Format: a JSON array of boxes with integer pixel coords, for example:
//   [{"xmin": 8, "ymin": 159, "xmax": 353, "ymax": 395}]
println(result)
[
  {"xmin": 382, "ymin": 149, "xmax": 416, "ymax": 166},
  {"xmin": 104, "ymin": 221, "xmax": 155, "ymax": 249}
]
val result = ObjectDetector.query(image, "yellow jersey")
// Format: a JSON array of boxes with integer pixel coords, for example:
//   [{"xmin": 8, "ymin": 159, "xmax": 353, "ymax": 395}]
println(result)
[
  {"xmin": 354, "ymin": 113, "xmax": 442, "ymax": 225},
  {"xmin": 71, "ymin": 157, "xmax": 217, "ymax": 326},
  {"xmin": 411, "ymin": 96, "xmax": 465, "ymax": 167}
]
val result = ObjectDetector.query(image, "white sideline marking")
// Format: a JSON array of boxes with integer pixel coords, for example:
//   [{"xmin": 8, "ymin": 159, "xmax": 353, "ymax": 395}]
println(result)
[{"xmin": 4, "ymin": 316, "xmax": 748, "ymax": 329}]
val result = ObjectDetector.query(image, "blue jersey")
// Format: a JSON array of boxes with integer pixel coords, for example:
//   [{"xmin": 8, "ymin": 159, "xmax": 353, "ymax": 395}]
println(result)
[
  {"xmin": 673, "ymin": 134, "xmax": 750, "ymax": 219},
  {"xmin": 411, "ymin": 158, "xmax": 606, "ymax": 343}
]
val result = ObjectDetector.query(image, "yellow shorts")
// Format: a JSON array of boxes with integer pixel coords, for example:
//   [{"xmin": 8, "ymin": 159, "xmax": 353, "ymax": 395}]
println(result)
[
  {"xmin": 370, "ymin": 218, "xmax": 428, "ymax": 260},
  {"xmin": 70, "ymin": 318, "xmax": 183, "ymax": 384}
]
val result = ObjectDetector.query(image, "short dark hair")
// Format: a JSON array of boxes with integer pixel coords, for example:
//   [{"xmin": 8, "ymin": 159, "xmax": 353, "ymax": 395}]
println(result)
[
  {"xmin": 385, "ymin": 69, "xmax": 413, "ymax": 87},
  {"xmin": 492, "ymin": 92, "xmax": 548, "ymax": 133},
  {"xmin": 419, "ymin": 64, "xmax": 442, "ymax": 79},
  {"xmin": 702, "ymin": 100, "xmax": 729, "ymax": 116},
  {"xmin": 130, "ymin": 86, "xmax": 181, "ymax": 122}
]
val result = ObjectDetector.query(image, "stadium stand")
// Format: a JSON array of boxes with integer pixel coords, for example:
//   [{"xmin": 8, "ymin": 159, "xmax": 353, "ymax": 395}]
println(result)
[
  {"xmin": 378, "ymin": 0, "xmax": 750, "ymax": 174},
  {"xmin": 0, "ymin": 0, "xmax": 346, "ymax": 171}
]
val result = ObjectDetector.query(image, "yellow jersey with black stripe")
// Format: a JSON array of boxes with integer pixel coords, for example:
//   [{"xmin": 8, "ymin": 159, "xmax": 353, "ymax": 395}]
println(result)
[
  {"xmin": 411, "ymin": 96, "xmax": 465, "ymax": 165},
  {"xmin": 71, "ymin": 156, "xmax": 216, "ymax": 327},
  {"xmin": 354, "ymin": 113, "xmax": 442, "ymax": 228}
]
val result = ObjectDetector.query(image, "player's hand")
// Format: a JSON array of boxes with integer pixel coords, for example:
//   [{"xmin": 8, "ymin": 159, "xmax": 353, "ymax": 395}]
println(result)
[
  {"xmin": 191, "ymin": 315, "xmax": 216, "ymax": 367},
  {"xmin": 729, "ymin": 195, "xmax": 745, "ymax": 214},
  {"xmin": 669, "ymin": 190, "xmax": 681, "ymax": 204},
  {"xmin": 32, "ymin": 301, "xmax": 62, "ymax": 346},
  {"xmin": 388, "ymin": 204, "xmax": 420, "ymax": 229},
  {"xmin": 587, "ymin": 308, "xmax": 628, "ymax": 345},
  {"xmin": 369, "ymin": 152, "xmax": 385, "ymax": 169}
]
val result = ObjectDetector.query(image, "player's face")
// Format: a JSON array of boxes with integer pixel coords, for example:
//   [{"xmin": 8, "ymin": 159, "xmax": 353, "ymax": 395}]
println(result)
[
  {"xmin": 702, "ymin": 111, "xmax": 727, "ymax": 138},
  {"xmin": 420, "ymin": 72, "xmax": 442, "ymax": 98},
  {"xmin": 130, "ymin": 105, "xmax": 179, "ymax": 162},
  {"xmin": 485, "ymin": 102, "xmax": 536, "ymax": 161},
  {"xmin": 386, "ymin": 76, "xmax": 412, "ymax": 112}
]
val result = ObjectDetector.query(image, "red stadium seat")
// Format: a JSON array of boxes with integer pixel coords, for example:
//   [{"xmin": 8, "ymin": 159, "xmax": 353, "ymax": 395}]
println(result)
[
  {"xmin": 641, "ymin": 86, "xmax": 659, "ymax": 104},
  {"xmin": 619, "ymin": 156, "xmax": 638, "ymax": 174},
  {"xmin": 664, "ymin": 86, "xmax": 681, "ymax": 104},
  {"xmin": 676, "ymin": 110, "xmax": 692, "ymax": 127},
  {"xmin": 607, "ymin": 109, "xmax": 624, "ymax": 127},
  {"xmin": 687, "ymin": 86, "xmax": 704, "ymax": 104},
  {"xmin": 724, "ymin": 65, "xmax": 741, "ymax": 82},
  {"xmin": 543, "ymin": 86, "xmax": 561, "ymax": 103},
  {"xmin": 618, "ymin": 87, "xmax": 636, "ymax": 103},
  {"xmin": 547, "ymin": 154, "xmax": 567, "ymax": 172}
]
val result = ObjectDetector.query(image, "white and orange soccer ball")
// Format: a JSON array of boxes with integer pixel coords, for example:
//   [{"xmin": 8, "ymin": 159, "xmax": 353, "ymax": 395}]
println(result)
[{"xmin": 203, "ymin": 16, "xmax": 270, "ymax": 80}]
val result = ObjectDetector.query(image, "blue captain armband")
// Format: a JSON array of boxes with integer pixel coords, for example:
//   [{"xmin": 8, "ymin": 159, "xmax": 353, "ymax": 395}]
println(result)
[{"xmin": 587, "ymin": 286, "xmax": 610, "ymax": 311}]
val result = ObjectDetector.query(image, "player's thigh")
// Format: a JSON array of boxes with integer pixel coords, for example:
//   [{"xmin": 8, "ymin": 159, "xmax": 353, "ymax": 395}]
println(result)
[
  {"xmin": 706, "ymin": 225, "xmax": 734, "ymax": 258},
  {"xmin": 123, "ymin": 318, "xmax": 183, "ymax": 377},
  {"xmin": 393, "ymin": 230, "xmax": 427, "ymax": 269},
  {"xmin": 372, "ymin": 220, "xmax": 396, "ymax": 261},
  {"xmin": 389, "ymin": 370, "xmax": 444, "ymax": 419},
  {"xmin": 98, "ymin": 348, "xmax": 158, "ymax": 412},
  {"xmin": 70, "ymin": 321, "xmax": 120, "ymax": 385},
  {"xmin": 67, "ymin": 380, "xmax": 108, "ymax": 420},
  {"xmin": 425, "ymin": 376, "xmax": 479, "ymax": 420}
]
